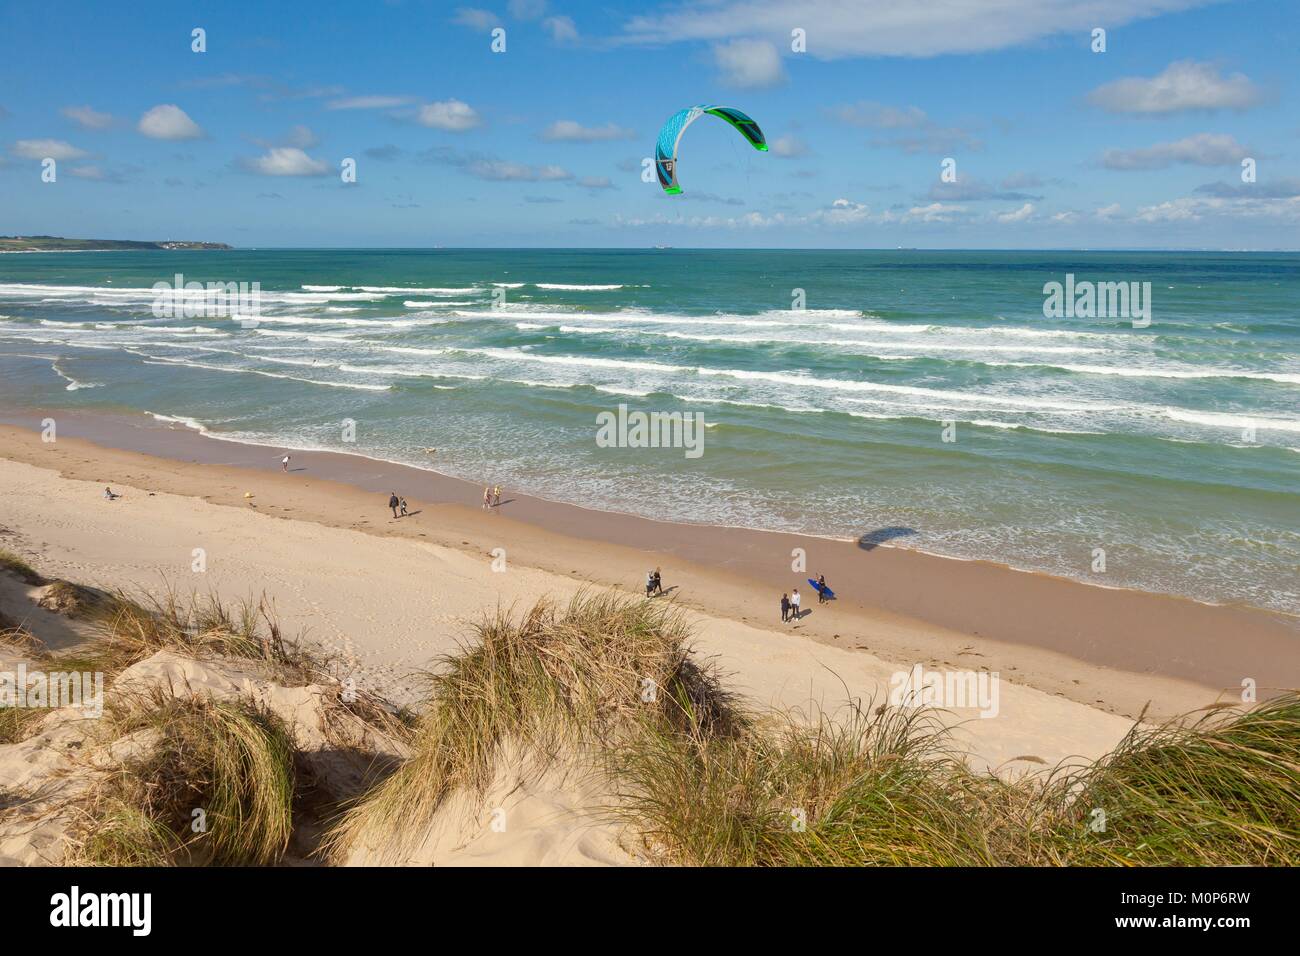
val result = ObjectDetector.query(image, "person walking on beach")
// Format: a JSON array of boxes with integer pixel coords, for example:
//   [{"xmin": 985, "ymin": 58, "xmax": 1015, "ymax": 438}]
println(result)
[
  {"xmin": 281, "ymin": 454, "xmax": 291, "ymax": 473},
  {"xmin": 399, "ymin": 497, "xmax": 409, "ymax": 517},
  {"xmin": 790, "ymin": 588, "xmax": 801, "ymax": 621},
  {"xmin": 817, "ymin": 573, "xmax": 829, "ymax": 604},
  {"xmin": 388, "ymin": 492, "xmax": 400, "ymax": 519},
  {"xmin": 492, "ymin": 484, "xmax": 502, "ymax": 508},
  {"xmin": 652, "ymin": 567, "xmax": 663, "ymax": 595},
  {"xmin": 645, "ymin": 570, "xmax": 655, "ymax": 598},
  {"xmin": 780, "ymin": 592, "xmax": 790, "ymax": 623},
  {"xmin": 483, "ymin": 486, "xmax": 492, "ymax": 510}
]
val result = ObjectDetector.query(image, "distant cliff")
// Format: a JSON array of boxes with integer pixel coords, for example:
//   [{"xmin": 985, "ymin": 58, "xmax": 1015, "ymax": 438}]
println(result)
[{"xmin": 0, "ymin": 235, "xmax": 233, "ymax": 252}]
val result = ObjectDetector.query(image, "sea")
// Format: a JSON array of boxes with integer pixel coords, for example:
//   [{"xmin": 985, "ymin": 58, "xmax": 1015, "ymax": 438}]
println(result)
[{"xmin": 0, "ymin": 248, "xmax": 1296, "ymax": 613}]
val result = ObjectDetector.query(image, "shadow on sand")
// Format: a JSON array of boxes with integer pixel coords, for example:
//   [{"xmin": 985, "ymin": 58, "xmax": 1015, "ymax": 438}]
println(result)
[{"xmin": 857, "ymin": 526, "xmax": 918, "ymax": 551}]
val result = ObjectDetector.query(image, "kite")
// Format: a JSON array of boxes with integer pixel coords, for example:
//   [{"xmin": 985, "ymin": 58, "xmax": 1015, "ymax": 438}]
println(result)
[{"xmin": 655, "ymin": 106, "xmax": 767, "ymax": 195}]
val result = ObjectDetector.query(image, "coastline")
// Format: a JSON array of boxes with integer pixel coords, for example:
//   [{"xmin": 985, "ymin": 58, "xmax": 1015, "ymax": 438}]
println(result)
[{"xmin": 3, "ymin": 409, "xmax": 1295, "ymax": 723}]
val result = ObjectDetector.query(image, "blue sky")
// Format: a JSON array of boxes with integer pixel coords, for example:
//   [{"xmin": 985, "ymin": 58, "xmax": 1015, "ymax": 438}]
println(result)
[{"xmin": 1, "ymin": 0, "xmax": 1296, "ymax": 248}]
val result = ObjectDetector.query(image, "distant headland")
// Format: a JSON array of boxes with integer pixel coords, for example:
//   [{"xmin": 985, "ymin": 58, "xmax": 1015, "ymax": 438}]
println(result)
[{"xmin": 0, "ymin": 235, "xmax": 232, "ymax": 252}]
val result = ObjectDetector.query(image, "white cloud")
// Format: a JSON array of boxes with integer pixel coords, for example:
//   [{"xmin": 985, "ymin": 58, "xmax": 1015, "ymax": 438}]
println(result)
[
  {"xmin": 770, "ymin": 135, "xmax": 807, "ymax": 158},
  {"xmin": 713, "ymin": 39, "xmax": 786, "ymax": 89},
  {"xmin": 540, "ymin": 120, "xmax": 635, "ymax": 142},
  {"xmin": 67, "ymin": 164, "xmax": 125, "ymax": 182},
  {"xmin": 614, "ymin": 210, "xmax": 785, "ymax": 229},
  {"xmin": 1088, "ymin": 60, "xmax": 1263, "ymax": 114},
  {"xmin": 576, "ymin": 175, "xmax": 613, "ymax": 189},
  {"xmin": 1101, "ymin": 132, "xmax": 1248, "ymax": 170},
  {"xmin": 830, "ymin": 102, "xmax": 928, "ymax": 129},
  {"xmin": 327, "ymin": 95, "xmax": 416, "ymax": 110},
  {"xmin": 908, "ymin": 202, "xmax": 964, "ymax": 223},
  {"xmin": 1095, "ymin": 203, "xmax": 1123, "ymax": 220},
  {"xmin": 138, "ymin": 104, "xmax": 204, "ymax": 140},
  {"xmin": 1132, "ymin": 195, "xmax": 1300, "ymax": 224},
  {"xmin": 508, "ymin": 0, "xmax": 547, "ymax": 20},
  {"xmin": 424, "ymin": 146, "xmax": 572, "ymax": 182},
  {"xmin": 997, "ymin": 202, "xmax": 1035, "ymax": 223},
  {"xmin": 61, "ymin": 105, "xmax": 114, "ymax": 129},
  {"xmin": 243, "ymin": 147, "xmax": 329, "ymax": 176},
  {"xmin": 622, "ymin": 0, "xmax": 1217, "ymax": 59},
  {"xmin": 543, "ymin": 15, "xmax": 578, "ymax": 42},
  {"xmin": 284, "ymin": 125, "xmax": 318, "ymax": 148},
  {"xmin": 452, "ymin": 7, "xmax": 501, "ymax": 29},
  {"xmin": 830, "ymin": 101, "xmax": 980, "ymax": 153},
  {"xmin": 415, "ymin": 99, "xmax": 481, "ymax": 131},
  {"xmin": 11, "ymin": 138, "xmax": 87, "ymax": 160},
  {"xmin": 813, "ymin": 198, "xmax": 871, "ymax": 224}
]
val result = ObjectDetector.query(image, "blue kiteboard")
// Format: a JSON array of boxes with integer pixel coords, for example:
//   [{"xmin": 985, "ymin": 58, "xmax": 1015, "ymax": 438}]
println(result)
[{"xmin": 808, "ymin": 578, "xmax": 835, "ymax": 599}]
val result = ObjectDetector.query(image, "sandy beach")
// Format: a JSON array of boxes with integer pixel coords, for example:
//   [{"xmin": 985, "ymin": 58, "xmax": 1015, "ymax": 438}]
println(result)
[{"xmin": 3, "ymin": 412, "xmax": 1294, "ymax": 748}]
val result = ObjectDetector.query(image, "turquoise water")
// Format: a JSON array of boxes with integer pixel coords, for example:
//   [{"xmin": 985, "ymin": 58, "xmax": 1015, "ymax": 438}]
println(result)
[{"xmin": 1, "ymin": 249, "xmax": 1297, "ymax": 612}]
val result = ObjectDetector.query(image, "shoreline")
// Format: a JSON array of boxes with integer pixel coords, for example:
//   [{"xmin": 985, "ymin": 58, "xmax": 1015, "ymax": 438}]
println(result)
[{"xmin": 2, "ymin": 409, "xmax": 1296, "ymax": 722}]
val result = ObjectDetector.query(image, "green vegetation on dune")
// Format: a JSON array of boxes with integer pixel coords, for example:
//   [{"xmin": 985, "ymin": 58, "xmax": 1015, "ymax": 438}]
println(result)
[
  {"xmin": 3, "ymin": 579, "xmax": 1297, "ymax": 867},
  {"xmin": 325, "ymin": 590, "xmax": 1300, "ymax": 867},
  {"xmin": 0, "ymin": 235, "xmax": 231, "ymax": 251},
  {"xmin": 71, "ymin": 690, "xmax": 296, "ymax": 866},
  {"xmin": 0, "ymin": 547, "xmax": 45, "ymax": 586}
]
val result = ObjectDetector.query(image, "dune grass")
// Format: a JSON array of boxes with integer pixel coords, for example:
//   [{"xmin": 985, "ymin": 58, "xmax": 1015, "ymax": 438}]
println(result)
[
  {"xmin": 69, "ymin": 689, "xmax": 296, "ymax": 866},
  {"xmin": 1039, "ymin": 695, "xmax": 1300, "ymax": 866},
  {"xmin": 7, "ymin": 575, "xmax": 1296, "ymax": 868},
  {"xmin": 323, "ymin": 590, "xmax": 738, "ymax": 862},
  {"xmin": 612, "ymin": 703, "xmax": 1000, "ymax": 866},
  {"xmin": 0, "ymin": 547, "xmax": 44, "ymax": 586},
  {"xmin": 323, "ymin": 592, "xmax": 1299, "ymax": 868},
  {"xmin": 0, "ymin": 627, "xmax": 49, "ymax": 744},
  {"xmin": 85, "ymin": 587, "xmax": 321, "ymax": 682}
]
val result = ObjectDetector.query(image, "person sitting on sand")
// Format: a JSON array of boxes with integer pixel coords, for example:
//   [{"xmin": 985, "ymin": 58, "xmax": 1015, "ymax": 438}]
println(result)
[
  {"xmin": 388, "ymin": 492, "xmax": 400, "ymax": 519},
  {"xmin": 781, "ymin": 592, "xmax": 790, "ymax": 622},
  {"xmin": 790, "ymin": 588, "xmax": 801, "ymax": 621},
  {"xmin": 103, "ymin": 486, "xmax": 118, "ymax": 501},
  {"xmin": 399, "ymin": 497, "xmax": 409, "ymax": 517}
]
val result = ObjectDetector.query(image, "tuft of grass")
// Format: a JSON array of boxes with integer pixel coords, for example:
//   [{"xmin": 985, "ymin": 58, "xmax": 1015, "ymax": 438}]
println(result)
[
  {"xmin": 1043, "ymin": 695, "xmax": 1300, "ymax": 866},
  {"xmin": 324, "ymin": 590, "xmax": 738, "ymax": 862},
  {"xmin": 0, "ymin": 705, "xmax": 47, "ymax": 745},
  {"xmin": 324, "ymin": 590, "xmax": 1300, "ymax": 868},
  {"xmin": 0, "ymin": 628, "xmax": 50, "ymax": 744},
  {"xmin": 36, "ymin": 580, "xmax": 106, "ymax": 618},
  {"xmin": 87, "ymin": 587, "xmax": 320, "ymax": 682},
  {"xmin": 69, "ymin": 690, "xmax": 297, "ymax": 866},
  {"xmin": 0, "ymin": 548, "xmax": 44, "ymax": 586},
  {"xmin": 612, "ymin": 701, "xmax": 994, "ymax": 866}
]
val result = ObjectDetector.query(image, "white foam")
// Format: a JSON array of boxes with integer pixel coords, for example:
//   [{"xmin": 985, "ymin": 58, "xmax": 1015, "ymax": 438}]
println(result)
[
  {"xmin": 535, "ymin": 283, "xmax": 623, "ymax": 291},
  {"xmin": 137, "ymin": 353, "xmax": 391, "ymax": 391}
]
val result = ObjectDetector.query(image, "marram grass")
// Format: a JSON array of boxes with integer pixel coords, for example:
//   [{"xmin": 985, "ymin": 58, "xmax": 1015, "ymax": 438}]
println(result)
[
  {"xmin": 324, "ymin": 590, "xmax": 738, "ymax": 862},
  {"xmin": 69, "ymin": 690, "xmax": 296, "ymax": 866},
  {"xmin": 326, "ymin": 592, "xmax": 1300, "ymax": 868},
  {"xmin": 6, "ymin": 578, "xmax": 1296, "ymax": 867}
]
